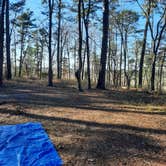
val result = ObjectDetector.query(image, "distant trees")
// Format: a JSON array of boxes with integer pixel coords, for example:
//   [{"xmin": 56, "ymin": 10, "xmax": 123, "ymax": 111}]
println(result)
[
  {"xmin": 15, "ymin": 10, "xmax": 35, "ymax": 77},
  {"xmin": 0, "ymin": 0, "xmax": 165, "ymax": 92},
  {"xmin": 148, "ymin": 5, "xmax": 166, "ymax": 91},
  {"xmin": 135, "ymin": 0, "xmax": 166, "ymax": 91},
  {"xmin": 137, "ymin": 0, "xmax": 151, "ymax": 88},
  {"xmin": 10, "ymin": 0, "xmax": 26, "ymax": 77},
  {"xmin": 114, "ymin": 10, "xmax": 139, "ymax": 89}
]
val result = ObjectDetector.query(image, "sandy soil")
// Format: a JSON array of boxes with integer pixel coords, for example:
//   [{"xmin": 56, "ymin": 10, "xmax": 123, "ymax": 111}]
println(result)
[{"xmin": 0, "ymin": 79, "xmax": 166, "ymax": 166}]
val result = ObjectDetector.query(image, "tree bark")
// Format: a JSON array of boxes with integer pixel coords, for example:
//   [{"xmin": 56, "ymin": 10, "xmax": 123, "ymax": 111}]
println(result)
[
  {"xmin": 119, "ymin": 37, "xmax": 123, "ymax": 87},
  {"xmin": 0, "ymin": 0, "xmax": 5, "ymax": 86},
  {"xmin": 67, "ymin": 43, "xmax": 70, "ymax": 79},
  {"xmin": 5, "ymin": 0, "xmax": 12, "ymax": 80},
  {"xmin": 159, "ymin": 52, "xmax": 165, "ymax": 92},
  {"xmin": 151, "ymin": 53, "xmax": 157, "ymax": 91},
  {"xmin": 48, "ymin": 0, "xmax": 53, "ymax": 86},
  {"xmin": 57, "ymin": 0, "xmax": 61, "ymax": 79},
  {"xmin": 138, "ymin": 18, "xmax": 149, "ymax": 88},
  {"xmin": 14, "ymin": 29, "xmax": 17, "ymax": 77},
  {"xmin": 75, "ymin": 0, "xmax": 83, "ymax": 92},
  {"xmin": 18, "ymin": 26, "xmax": 24, "ymax": 77},
  {"xmin": 82, "ymin": 45, "xmax": 86, "ymax": 80},
  {"xmin": 85, "ymin": 24, "xmax": 91, "ymax": 89},
  {"xmin": 39, "ymin": 42, "xmax": 44, "ymax": 79},
  {"xmin": 135, "ymin": 48, "xmax": 138, "ymax": 88},
  {"xmin": 96, "ymin": 0, "xmax": 109, "ymax": 89},
  {"xmin": 82, "ymin": 0, "xmax": 91, "ymax": 89},
  {"xmin": 123, "ymin": 30, "xmax": 128, "ymax": 87}
]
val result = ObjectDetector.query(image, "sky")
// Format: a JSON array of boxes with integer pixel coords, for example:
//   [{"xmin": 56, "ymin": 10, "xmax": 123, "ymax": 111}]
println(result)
[{"xmin": 26, "ymin": 0, "xmax": 44, "ymax": 24}]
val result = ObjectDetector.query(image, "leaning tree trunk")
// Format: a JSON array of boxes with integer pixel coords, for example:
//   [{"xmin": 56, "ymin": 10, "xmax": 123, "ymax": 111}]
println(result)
[
  {"xmin": 5, "ymin": 0, "xmax": 12, "ymax": 80},
  {"xmin": 0, "ymin": 0, "xmax": 5, "ymax": 86},
  {"xmin": 96, "ymin": 0, "xmax": 109, "ymax": 89},
  {"xmin": 82, "ymin": 45, "xmax": 86, "ymax": 80}
]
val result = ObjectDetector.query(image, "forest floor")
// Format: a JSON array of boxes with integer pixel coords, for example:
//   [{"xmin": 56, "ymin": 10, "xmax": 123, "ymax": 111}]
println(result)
[{"xmin": 0, "ymin": 79, "xmax": 166, "ymax": 166}]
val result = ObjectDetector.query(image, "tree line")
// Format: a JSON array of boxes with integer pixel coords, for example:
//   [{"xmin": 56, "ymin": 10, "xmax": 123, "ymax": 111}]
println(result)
[{"xmin": 0, "ymin": 0, "xmax": 166, "ymax": 92}]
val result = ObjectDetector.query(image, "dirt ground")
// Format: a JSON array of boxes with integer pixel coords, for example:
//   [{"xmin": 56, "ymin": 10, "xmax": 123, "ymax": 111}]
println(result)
[{"xmin": 0, "ymin": 79, "xmax": 166, "ymax": 166}]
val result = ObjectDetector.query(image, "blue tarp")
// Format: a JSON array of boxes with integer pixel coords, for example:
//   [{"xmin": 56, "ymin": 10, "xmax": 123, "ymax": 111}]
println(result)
[{"xmin": 0, "ymin": 122, "xmax": 63, "ymax": 166}]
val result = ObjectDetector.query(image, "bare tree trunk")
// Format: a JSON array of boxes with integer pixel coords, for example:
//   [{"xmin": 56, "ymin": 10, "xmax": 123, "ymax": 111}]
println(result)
[
  {"xmin": 113, "ymin": 59, "xmax": 116, "ymax": 88},
  {"xmin": 40, "ymin": 43, "xmax": 44, "ymax": 79},
  {"xmin": 60, "ymin": 31, "xmax": 67, "ymax": 79},
  {"xmin": 75, "ymin": 0, "xmax": 83, "ymax": 92},
  {"xmin": 48, "ymin": 0, "xmax": 53, "ymax": 86},
  {"xmin": 67, "ymin": 43, "xmax": 70, "ymax": 79},
  {"xmin": 107, "ymin": 33, "xmax": 111, "ymax": 86},
  {"xmin": 5, "ymin": 0, "xmax": 12, "ymax": 80},
  {"xmin": 82, "ymin": 45, "xmax": 86, "ymax": 80},
  {"xmin": 18, "ymin": 28, "xmax": 24, "ymax": 77},
  {"xmin": 0, "ymin": 0, "xmax": 5, "ymax": 86},
  {"xmin": 82, "ymin": 0, "xmax": 91, "ymax": 89},
  {"xmin": 135, "ymin": 51, "xmax": 138, "ymax": 88},
  {"xmin": 151, "ymin": 53, "xmax": 156, "ymax": 91},
  {"xmin": 57, "ymin": 0, "xmax": 61, "ymax": 79},
  {"xmin": 96, "ymin": 0, "xmax": 109, "ymax": 89},
  {"xmin": 14, "ymin": 29, "xmax": 17, "ymax": 77},
  {"xmin": 74, "ymin": 40, "xmax": 77, "ymax": 73},
  {"xmin": 34, "ymin": 39, "xmax": 40, "ymax": 77},
  {"xmin": 159, "ymin": 52, "xmax": 165, "ymax": 92},
  {"xmin": 119, "ymin": 37, "xmax": 123, "ymax": 87},
  {"xmin": 124, "ymin": 31, "xmax": 128, "ymax": 87},
  {"xmin": 85, "ymin": 26, "xmax": 91, "ymax": 89},
  {"xmin": 138, "ymin": 19, "xmax": 148, "ymax": 88}
]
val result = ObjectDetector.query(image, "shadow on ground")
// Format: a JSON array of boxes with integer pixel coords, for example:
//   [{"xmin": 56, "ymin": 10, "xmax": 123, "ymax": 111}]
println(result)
[
  {"xmin": 0, "ymin": 107, "xmax": 165, "ymax": 165},
  {"xmin": 0, "ymin": 81, "xmax": 166, "ymax": 165}
]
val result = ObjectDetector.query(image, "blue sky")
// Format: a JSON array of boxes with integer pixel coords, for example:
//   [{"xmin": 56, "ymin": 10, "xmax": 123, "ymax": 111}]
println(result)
[
  {"xmin": 26, "ymin": 0, "xmax": 42, "ymax": 10},
  {"xmin": 26, "ymin": 0, "xmax": 44, "ymax": 23}
]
